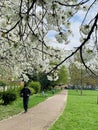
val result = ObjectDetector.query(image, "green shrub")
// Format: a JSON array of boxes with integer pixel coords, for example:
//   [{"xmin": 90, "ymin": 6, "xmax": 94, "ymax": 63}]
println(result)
[
  {"xmin": 2, "ymin": 90, "xmax": 17, "ymax": 105},
  {"xmin": 13, "ymin": 86, "xmax": 23, "ymax": 97},
  {"xmin": 29, "ymin": 87, "xmax": 35, "ymax": 95},
  {"xmin": 28, "ymin": 81, "xmax": 41, "ymax": 94},
  {"xmin": 38, "ymin": 72, "xmax": 51, "ymax": 90},
  {"xmin": 0, "ymin": 81, "xmax": 6, "ymax": 86},
  {"xmin": 0, "ymin": 91, "xmax": 3, "ymax": 100}
]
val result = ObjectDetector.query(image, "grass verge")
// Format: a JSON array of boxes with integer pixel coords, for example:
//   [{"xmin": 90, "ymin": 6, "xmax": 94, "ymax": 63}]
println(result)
[{"xmin": 49, "ymin": 90, "xmax": 98, "ymax": 130}]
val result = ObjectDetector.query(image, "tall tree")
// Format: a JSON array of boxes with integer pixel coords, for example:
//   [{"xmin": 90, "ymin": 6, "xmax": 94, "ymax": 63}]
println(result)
[{"xmin": 56, "ymin": 65, "xmax": 69, "ymax": 85}]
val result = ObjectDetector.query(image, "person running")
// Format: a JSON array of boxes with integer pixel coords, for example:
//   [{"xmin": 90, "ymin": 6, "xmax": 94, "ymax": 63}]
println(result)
[{"xmin": 20, "ymin": 83, "xmax": 31, "ymax": 113}]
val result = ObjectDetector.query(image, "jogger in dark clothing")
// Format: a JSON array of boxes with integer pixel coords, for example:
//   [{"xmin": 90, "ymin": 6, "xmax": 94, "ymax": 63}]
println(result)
[{"xmin": 20, "ymin": 84, "xmax": 31, "ymax": 112}]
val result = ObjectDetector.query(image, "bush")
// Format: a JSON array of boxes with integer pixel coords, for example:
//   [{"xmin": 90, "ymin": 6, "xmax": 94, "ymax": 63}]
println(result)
[
  {"xmin": 38, "ymin": 72, "xmax": 51, "ymax": 90},
  {"xmin": 0, "ymin": 91, "xmax": 3, "ymax": 100},
  {"xmin": 13, "ymin": 86, "xmax": 23, "ymax": 97},
  {"xmin": 29, "ymin": 87, "xmax": 35, "ymax": 95},
  {"xmin": 2, "ymin": 90, "xmax": 17, "ymax": 105},
  {"xmin": 28, "ymin": 81, "xmax": 41, "ymax": 94},
  {"xmin": 0, "ymin": 81, "xmax": 6, "ymax": 86}
]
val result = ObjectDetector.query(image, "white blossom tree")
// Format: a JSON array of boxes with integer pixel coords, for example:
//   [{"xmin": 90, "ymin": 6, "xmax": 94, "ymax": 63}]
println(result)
[{"xmin": 0, "ymin": 0, "xmax": 98, "ymax": 81}]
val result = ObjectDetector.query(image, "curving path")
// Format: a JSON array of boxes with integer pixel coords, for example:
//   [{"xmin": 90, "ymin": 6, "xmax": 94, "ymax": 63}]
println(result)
[{"xmin": 0, "ymin": 90, "xmax": 67, "ymax": 130}]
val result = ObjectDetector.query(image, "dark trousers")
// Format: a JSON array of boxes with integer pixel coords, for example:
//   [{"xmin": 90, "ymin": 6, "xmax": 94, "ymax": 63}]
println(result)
[{"xmin": 23, "ymin": 97, "xmax": 29, "ymax": 112}]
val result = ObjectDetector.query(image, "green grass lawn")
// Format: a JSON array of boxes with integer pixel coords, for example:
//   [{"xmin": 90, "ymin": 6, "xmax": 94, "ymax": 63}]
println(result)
[
  {"xmin": 49, "ymin": 90, "xmax": 98, "ymax": 130},
  {"xmin": 0, "ymin": 89, "xmax": 60, "ymax": 121}
]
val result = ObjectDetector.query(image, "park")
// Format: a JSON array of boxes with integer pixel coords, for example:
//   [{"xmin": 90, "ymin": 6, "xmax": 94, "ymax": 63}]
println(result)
[{"xmin": 0, "ymin": 0, "xmax": 98, "ymax": 130}]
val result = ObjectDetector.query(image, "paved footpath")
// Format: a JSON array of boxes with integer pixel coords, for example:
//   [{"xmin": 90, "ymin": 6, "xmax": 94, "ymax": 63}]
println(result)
[{"xmin": 0, "ymin": 90, "xmax": 67, "ymax": 130}]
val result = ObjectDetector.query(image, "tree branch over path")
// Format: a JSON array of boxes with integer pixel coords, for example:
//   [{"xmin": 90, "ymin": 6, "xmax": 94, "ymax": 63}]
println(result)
[
  {"xmin": 54, "ymin": 0, "xmax": 90, "ymax": 7},
  {"xmin": 47, "ymin": 13, "xmax": 98, "ymax": 75},
  {"xmin": 80, "ymin": 46, "xmax": 98, "ymax": 77},
  {"xmin": 26, "ymin": 0, "xmax": 37, "ymax": 14}
]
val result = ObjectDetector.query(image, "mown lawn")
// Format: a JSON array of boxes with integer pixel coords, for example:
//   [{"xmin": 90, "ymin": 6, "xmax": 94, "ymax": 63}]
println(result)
[
  {"xmin": 49, "ymin": 90, "xmax": 98, "ymax": 130},
  {"xmin": 0, "ymin": 89, "xmax": 60, "ymax": 121}
]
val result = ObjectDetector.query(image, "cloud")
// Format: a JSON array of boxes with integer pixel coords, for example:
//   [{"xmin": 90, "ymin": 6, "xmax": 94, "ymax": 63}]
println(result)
[
  {"xmin": 47, "ymin": 21, "xmax": 82, "ymax": 50},
  {"xmin": 46, "ymin": 30, "xmax": 58, "ymax": 38},
  {"xmin": 69, "ymin": 21, "xmax": 81, "ymax": 47},
  {"xmin": 45, "ymin": 1, "xmax": 98, "ymax": 50}
]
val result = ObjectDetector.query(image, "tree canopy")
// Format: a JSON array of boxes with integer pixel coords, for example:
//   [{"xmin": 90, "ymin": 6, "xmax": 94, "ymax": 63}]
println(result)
[{"xmin": 0, "ymin": 0, "xmax": 98, "ymax": 81}]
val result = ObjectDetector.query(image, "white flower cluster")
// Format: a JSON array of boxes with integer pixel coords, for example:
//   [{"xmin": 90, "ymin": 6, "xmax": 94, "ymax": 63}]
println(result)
[{"xmin": 0, "ymin": 0, "xmax": 97, "ymax": 81}]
